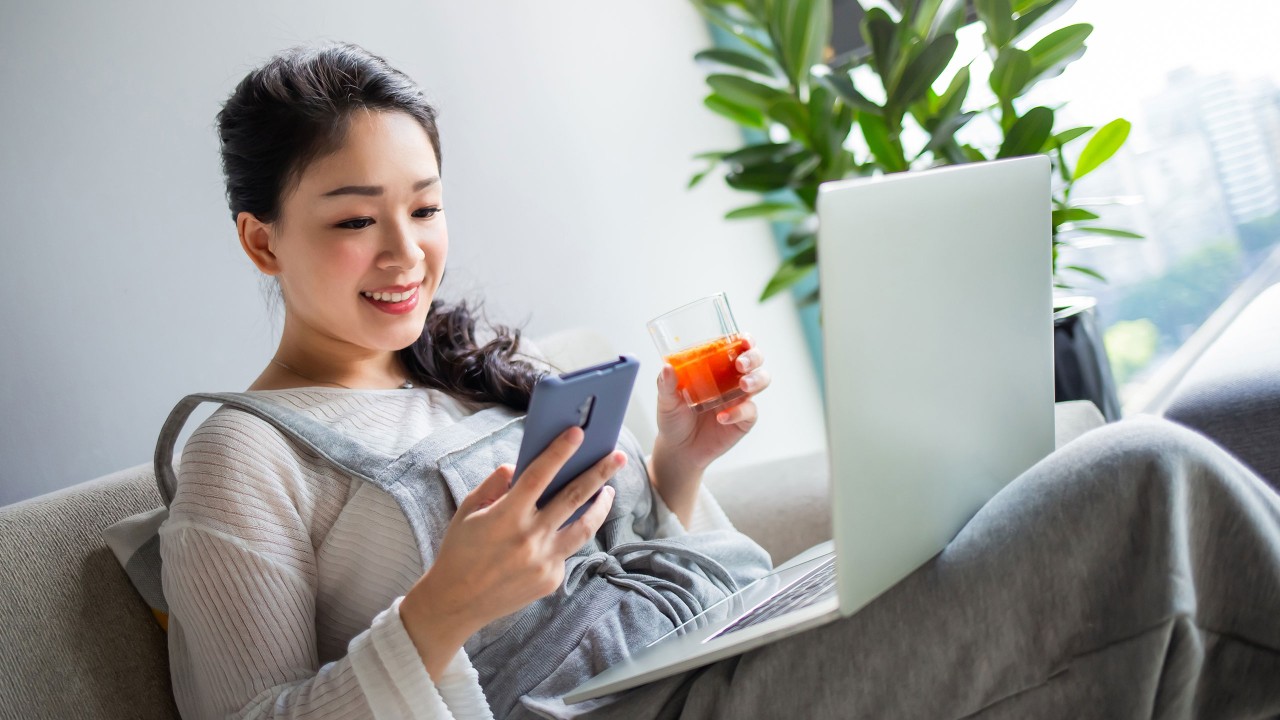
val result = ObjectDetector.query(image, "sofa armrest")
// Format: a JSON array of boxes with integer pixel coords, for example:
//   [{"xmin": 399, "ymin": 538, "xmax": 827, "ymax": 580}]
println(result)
[
  {"xmin": 1163, "ymin": 283, "xmax": 1280, "ymax": 489},
  {"xmin": 0, "ymin": 464, "xmax": 177, "ymax": 719}
]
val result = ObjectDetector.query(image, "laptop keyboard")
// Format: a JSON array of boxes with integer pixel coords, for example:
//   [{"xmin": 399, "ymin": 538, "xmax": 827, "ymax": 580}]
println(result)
[{"xmin": 705, "ymin": 559, "xmax": 837, "ymax": 642}]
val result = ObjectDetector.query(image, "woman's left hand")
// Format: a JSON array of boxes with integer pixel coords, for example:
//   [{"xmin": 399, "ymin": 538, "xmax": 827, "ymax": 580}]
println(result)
[{"xmin": 652, "ymin": 334, "xmax": 771, "ymax": 475}]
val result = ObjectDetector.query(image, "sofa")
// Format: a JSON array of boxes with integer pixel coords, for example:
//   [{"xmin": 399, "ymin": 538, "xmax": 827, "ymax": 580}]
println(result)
[
  {"xmin": 1161, "ymin": 282, "xmax": 1280, "ymax": 489},
  {"xmin": 0, "ymin": 326, "xmax": 1147, "ymax": 720}
]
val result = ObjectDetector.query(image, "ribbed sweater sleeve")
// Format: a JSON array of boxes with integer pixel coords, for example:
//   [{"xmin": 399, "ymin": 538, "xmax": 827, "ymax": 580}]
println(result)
[
  {"xmin": 159, "ymin": 406, "xmax": 493, "ymax": 719},
  {"xmin": 651, "ymin": 484, "xmax": 737, "ymax": 537}
]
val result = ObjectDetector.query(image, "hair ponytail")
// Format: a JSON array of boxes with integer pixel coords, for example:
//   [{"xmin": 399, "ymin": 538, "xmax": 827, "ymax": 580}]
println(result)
[{"xmin": 399, "ymin": 299, "xmax": 545, "ymax": 411}]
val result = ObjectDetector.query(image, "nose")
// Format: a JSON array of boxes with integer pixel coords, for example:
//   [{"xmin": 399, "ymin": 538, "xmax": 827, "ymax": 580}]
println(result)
[{"xmin": 376, "ymin": 217, "xmax": 425, "ymax": 271}]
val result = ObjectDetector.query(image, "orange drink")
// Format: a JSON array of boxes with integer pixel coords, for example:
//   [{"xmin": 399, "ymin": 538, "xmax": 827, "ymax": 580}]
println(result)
[
  {"xmin": 665, "ymin": 333, "xmax": 750, "ymax": 412},
  {"xmin": 647, "ymin": 292, "xmax": 749, "ymax": 413}
]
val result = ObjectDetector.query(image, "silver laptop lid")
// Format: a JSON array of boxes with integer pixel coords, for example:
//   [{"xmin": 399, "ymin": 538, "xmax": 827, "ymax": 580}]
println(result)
[{"xmin": 817, "ymin": 156, "xmax": 1056, "ymax": 617}]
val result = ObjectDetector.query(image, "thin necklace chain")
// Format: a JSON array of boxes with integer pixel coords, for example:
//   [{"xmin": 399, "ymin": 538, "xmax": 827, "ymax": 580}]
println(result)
[{"xmin": 271, "ymin": 360, "xmax": 414, "ymax": 390}]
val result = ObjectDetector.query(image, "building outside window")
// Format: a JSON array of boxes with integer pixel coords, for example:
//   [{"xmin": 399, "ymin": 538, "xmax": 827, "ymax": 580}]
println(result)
[{"xmin": 1031, "ymin": 0, "xmax": 1280, "ymax": 410}]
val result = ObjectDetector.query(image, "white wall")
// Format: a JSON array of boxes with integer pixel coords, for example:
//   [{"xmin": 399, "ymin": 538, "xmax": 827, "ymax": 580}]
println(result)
[{"xmin": 0, "ymin": 0, "xmax": 826, "ymax": 506}]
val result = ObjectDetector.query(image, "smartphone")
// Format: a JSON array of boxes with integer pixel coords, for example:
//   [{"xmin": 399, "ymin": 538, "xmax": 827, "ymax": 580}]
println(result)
[{"xmin": 513, "ymin": 354, "xmax": 641, "ymax": 527}]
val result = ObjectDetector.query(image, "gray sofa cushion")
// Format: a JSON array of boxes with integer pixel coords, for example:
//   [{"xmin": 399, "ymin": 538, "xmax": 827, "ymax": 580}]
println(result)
[
  {"xmin": 1164, "ymin": 283, "xmax": 1280, "ymax": 490},
  {"xmin": 0, "ymin": 463, "xmax": 177, "ymax": 719}
]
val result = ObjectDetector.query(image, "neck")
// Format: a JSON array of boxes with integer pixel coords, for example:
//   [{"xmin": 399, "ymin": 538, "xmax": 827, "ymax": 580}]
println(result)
[{"xmin": 262, "ymin": 318, "xmax": 414, "ymax": 391}]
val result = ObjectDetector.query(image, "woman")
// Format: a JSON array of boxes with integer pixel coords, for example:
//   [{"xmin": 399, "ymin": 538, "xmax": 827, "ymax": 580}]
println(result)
[{"xmin": 158, "ymin": 41, "xmax": 1280, "ymax": 719}]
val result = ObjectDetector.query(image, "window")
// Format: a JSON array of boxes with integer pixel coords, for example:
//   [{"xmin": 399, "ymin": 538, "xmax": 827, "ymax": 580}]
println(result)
[{"xmin": 1027, "ymin": 0, "xmax": 1280, "ymax": 409}]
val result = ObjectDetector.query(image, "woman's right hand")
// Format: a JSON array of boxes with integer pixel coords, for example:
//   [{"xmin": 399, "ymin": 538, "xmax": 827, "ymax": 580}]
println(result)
[{"xmin": 398, "ymin": 425, "xmax": 622, "ymax": 680}]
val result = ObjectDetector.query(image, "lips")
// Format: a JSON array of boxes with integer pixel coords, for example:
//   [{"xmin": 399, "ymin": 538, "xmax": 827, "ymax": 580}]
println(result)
[{"xmin": 361, "ymin": 285, "xmax": 421, "ymax": 315}]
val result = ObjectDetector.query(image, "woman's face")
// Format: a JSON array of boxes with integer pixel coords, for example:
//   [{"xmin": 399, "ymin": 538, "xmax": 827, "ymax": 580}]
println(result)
[{"xmin": 266, "ymin": 110, "xmax": 447, "ymax": 356}]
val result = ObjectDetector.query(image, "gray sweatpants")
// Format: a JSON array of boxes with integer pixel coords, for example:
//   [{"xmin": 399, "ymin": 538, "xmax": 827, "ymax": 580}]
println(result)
[{"xmin": 562, "ymin": 417, "xmax": 1280, "ymax": 719}]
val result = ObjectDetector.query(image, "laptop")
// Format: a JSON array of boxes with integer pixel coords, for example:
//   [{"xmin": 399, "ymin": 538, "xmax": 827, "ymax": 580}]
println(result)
[{"xmin": 564, "ymin": 156, "xmax": 1056, "ymax": 704}]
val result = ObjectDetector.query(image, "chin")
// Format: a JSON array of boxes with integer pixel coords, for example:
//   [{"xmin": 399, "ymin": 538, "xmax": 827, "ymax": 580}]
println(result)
[{"xmin": 387, "ymin": 326, "xmax": 426, "ymax": 352}]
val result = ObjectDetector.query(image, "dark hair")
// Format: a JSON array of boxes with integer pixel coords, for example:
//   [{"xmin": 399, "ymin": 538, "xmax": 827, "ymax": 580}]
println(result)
[{"xmin": 217, "ymin": 41, "xmax": 544, "ymax": 409}]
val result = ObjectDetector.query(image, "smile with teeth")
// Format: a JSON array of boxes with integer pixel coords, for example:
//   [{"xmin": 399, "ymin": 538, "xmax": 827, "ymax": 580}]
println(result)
[{"xmin": 362, "ymin": 288, "xmax": 417, "ymax": 303}]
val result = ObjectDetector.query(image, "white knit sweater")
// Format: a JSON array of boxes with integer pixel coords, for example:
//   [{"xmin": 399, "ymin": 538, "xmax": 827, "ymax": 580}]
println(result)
[{"xmin": 159, "ymin": 386, "xmax": 735, "ymax": 719}]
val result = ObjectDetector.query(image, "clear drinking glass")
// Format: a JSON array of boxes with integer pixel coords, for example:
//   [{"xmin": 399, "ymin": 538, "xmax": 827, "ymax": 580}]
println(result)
[{"xmin": 647, "ymin": 292, "xmax": 750, "ymax": 414}]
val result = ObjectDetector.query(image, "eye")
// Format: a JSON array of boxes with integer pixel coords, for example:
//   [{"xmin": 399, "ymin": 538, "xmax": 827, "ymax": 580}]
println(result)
[
  {"xmin": 336, "ymin": 217, "xmax": 374, "ymax": 230},
  {"xmin": 413, "ymin": 206, "xmax": 442, "ymax": 219}
]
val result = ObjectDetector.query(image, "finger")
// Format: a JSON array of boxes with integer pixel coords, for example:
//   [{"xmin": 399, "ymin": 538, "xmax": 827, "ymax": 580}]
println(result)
[
  {"xmin": 735, "ymin": 349, "xmax": 763, "ymax": 374},
  {"xmin": 716, "ymin": 400, "xmax": 758, "ymax": 427},
  {"xmin": 552, "ymin": 484, "xmax": 616, "ymax": 557},
  {"xmin": 656, "ymin": 364, "xmax": 679, "ymax": 397},
  {"xmin": 656, "ymin": 364, "xmax": 685, "ymax": 411},
  {"xmin": 738, "ymin": 368, "xmax": 772, "ymax": 396},
  {"xmin": 510, "ymin": 426, "xmax": 585, "ymax": 505},
  {"xmin": 542, "ymin": 449, "xmax": 626, "ymax": 530},
  {"xmin": 459, "ymin": 463, "xmax": 515, "ymax": 516}
]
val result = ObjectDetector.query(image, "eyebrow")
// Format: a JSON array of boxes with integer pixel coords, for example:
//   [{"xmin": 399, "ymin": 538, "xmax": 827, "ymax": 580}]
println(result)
[{"xmin": 320, "ymin": 177, "xmax": 439, "ymax": 198}]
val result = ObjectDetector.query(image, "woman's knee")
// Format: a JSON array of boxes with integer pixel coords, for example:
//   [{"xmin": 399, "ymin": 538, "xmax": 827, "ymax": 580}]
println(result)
[{"xmin": 1070, "ymin": 414, "xmax": 1221, "ymax": 467}]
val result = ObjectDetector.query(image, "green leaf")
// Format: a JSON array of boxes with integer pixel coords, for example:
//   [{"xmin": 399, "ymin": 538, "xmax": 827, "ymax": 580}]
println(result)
[
  {"xmin": 893, "ymin": 34, "xmax": 959, "ymax": 107},
  {"xmin": 703, "ymin": 94, "xmax": 767, "ymax": 129},
  {"xmin": 1026, "ymin": 24, "xmax": 1091, "ymax": 77},
  {"xmin": 805, "ymin": 85, "xmax": 836, "ymax": 174},
  {"xmin": 1074, "ymin": 226, "xmax": 1143, "ymax": 239},
  {"xmin": 998, "ymin": 105, "xmax": 1054, "ymax": 158},
  {"xmin": 724, "ymin": 201, "xmax": 809, "ymax": 221},
  {"xmin": 989, "ymin": 48, "xmax": 1032, "ymax": 101},
  {"xmin": 767, "ymin": 96, "xmax": 812, "ymax": 143},
  {"xmin": 691, "ymin": 150, "xmax": 729, "ymax": 162},
  {"xmin": 725, "ymin": 162, "xmax": 799, "ymax": 192},
  {"xmin": 935, "ymin": 65, "xmax": 971, "ymax": 121},
  {"xmin": 694, "ymin": 49, "xmax": 779, "ymax": 79},
  {"xmin": 976, "ymin": 0, "xmax": 1015, "ymax": 48},
  {"xmin": 791, "ymin": 244, "xmax": 817, "ymax": 266},
  {"xmin": 1074, "ymin": 118, "xmax": 1132, "ymax": 180},
  {"xmin": 811, "ymin": 65, "xmax": 881, "ymax": 114},
  {"xmin": 689, "ymin": 0, "xmax": 773, "ymax": 57},
  {"xmin": 1012, "ymin": 0, "xmax": 1053, "ymax": 13},
  {"xmin": 786, "ymin": 226, "xmax": 817, "ymax": 248},
  {"xmin": 723, "ymin": 142, "xmax": 806, "ymax": 167},
  {"xmin": 924, "ymin": 111, "xmax": 978, "ymax": 157},
  {"xmin": 1052, "ymin": 207, "xmax": 1100, "ymax": 225},
  {"xmin": 760, "ymin": 258, "xmax": 815, "ymax": 301},
  {"xmin": 706, "ymin": 74, "xmax": 788, "ymax": 111},
  {"xmin": 862, "ymin": 8, "xmax": 900, "ymax": 82},
  {"xmin": 1012, "ymin": 0, "xmax": 1076, "ymax": 43},
  {"xmin": 860, "ymin": 112, "xmax": 907, "ymax": 172},
  {"xmin": 924, "ymin": 0, "xmax": 968, "ymax": 40},
  {"xmin": 783, "ymin": 0, "xmax": 832, "ymax": 92},
  {"xmin": 789, "ymin": 153, "xmax": 823, "ymax": 183},
  {"xmin": 913, "ymin": 0, "xmax": 965, "ymax": 39},
  {"xmin": 1051, "ymin": 125, "xmax": 1092, "ymax": 148},
  {"xmin": 1064, "ymin": 264, "xmax": 1107, "ymax": 282},
  {"xmin": 688, "ymin": 168, "xmax": 712, "ymax": 189},
  {"xmin": 833, "ymin": 106, "xmax": 856, "ymax": 165},
  {"xmin": 961, "ymin": 144, "xmax": 989, "ymax": 162},
  {"xmin": 1029, "ymin": 46, "xmax": 1086, "ymax": 85}
]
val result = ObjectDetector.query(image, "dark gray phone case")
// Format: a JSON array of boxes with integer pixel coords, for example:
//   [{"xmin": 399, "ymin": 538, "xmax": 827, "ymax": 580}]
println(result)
[{"xmin": 513, "ymin": 355, "xmax": 640, "ymax": 527}]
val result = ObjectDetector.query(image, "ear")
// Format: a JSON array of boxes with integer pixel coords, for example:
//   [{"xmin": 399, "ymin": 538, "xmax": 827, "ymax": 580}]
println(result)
[{"xmin": 237, "ymin": 211, "xmax": 281, "ymax": 275}]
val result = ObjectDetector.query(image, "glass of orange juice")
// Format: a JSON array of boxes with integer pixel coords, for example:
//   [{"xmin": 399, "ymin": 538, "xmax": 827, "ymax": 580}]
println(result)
[{"xmin": 647, "ymin": 292, "xmax": 750, "ymax": 413}]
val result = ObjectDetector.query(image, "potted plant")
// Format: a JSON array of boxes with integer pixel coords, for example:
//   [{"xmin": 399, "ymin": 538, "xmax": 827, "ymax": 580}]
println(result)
[{"xmin": 687, "ymin": 0, "xmax": 1140, "ymax": 418}]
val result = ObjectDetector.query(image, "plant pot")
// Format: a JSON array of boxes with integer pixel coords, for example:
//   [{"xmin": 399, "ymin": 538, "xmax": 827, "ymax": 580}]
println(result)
[{"xmin": 1053, "ymin": 296, "xmax": 1121, "ymax": 422}]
